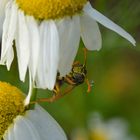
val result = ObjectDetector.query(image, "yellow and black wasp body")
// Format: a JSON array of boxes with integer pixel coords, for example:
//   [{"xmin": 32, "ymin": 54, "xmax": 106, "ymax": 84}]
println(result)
[
  {"xmin": 35, "ymin": 48, "xmax": 91, "ymax": 103},
  {"xmin": 53, "ymin": 61, "xmax": 87, "ymax": 97},
  {"xmin": 67, "ymin": 62, "xmax": 87, "ymax": 85}
]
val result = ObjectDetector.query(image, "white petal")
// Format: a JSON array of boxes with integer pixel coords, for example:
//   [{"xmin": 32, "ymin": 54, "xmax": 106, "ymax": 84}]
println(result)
[
  {"xmin": 57, "ymin": 16, "xmax": 80, "ymax": 76},
  {"xmin": 83, "ymin": 2, "xmax": 136, "ymax": 46},
  {"xmin": 24, "ymin": 71, "xmax": 34, "ymax": 106},
  {"xmin": 5, "ymin": 47, "xmax": 14, "ymax": 70},
  {"xmin": 15, "ymin": 10, "xmax": 30, "ymax": 81},
  {"xmin": 36, "ymin": 20, "xmax": 59, "ymax": 90},
  {"xmin": 80, "ymin": 12, "xmax": 102, "ymax": 50},
  {"xmin": 0, "ymin": 0, "xmax": 8, "ymax": 14},
  {"xmin": 26, "ymin": 16, "xmax": 40, "ymax": 81},
  {"xmin": 35, "ymin": 21, "xmax": 48, "ymax": 88},
  {"xmin": 0, "ymin": 0, "xmax": 9, "ymax": 38},
  {"xmin": 13, "ymin": 116, "xmax": 41, "ymax": 140},
  {"xmin": 1, "ymin": 2, "xmax": 17, "ymax": 58},
  {"xmin": 1, "ymin": 2, "xmax": 17, "ymax": 66},
  {"xmin": 3, "ymin": 126, "xmax": 15, "ymax": 140},
  {"xmin": 4, "ymin": 105, "xmax": 67, "ymax": 140},
  {"xmin": 1, "ymin": 2, "xmax": 11, "ymax": 62},
  {"xmin": 27, "ymin": 105, "xmax": 67, "ymax": 140},
  {"xmin": 46, "ymin": 21, "xmax": 59, "ymax": 90}
]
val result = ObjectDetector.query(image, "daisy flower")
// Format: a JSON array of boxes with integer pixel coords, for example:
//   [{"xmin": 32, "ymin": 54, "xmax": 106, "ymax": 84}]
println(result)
[
  {"xmin": 88, "ymin": 113, "xmax": 138, "ymax": 140},
  {"xmin": 0, "ymin": 81, "xmax": 67, "ymax": 140},
  {"xmin": 71, "ymin": 113, "xmax": 138, "ymax": 140},
  {"xmin": 0, "ymin": 0, "xmax": 136, "ymax": 91}
]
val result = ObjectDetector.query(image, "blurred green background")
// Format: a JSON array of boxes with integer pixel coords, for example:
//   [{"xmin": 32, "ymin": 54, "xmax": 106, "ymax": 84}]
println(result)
[{"xmin": 0, "ymin": 0, "xmax": 140, "ymax": 139}]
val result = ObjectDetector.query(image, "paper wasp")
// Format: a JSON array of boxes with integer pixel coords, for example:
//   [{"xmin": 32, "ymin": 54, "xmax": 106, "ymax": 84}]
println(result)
[{"xmin": 35, "ymin": 48, "xmax": 92, "ymax": 103}]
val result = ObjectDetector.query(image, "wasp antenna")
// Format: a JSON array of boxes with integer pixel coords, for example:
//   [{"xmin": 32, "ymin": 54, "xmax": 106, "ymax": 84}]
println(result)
[{"xmin": 83, "ymin": 48, "xmax": 88, "ymax": 66}]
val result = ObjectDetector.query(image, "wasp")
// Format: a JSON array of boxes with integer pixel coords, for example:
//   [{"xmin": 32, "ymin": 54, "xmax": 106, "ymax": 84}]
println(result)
[{"xmin": 35, "ymin": 48, "xmax": 92, "ymax": 103}]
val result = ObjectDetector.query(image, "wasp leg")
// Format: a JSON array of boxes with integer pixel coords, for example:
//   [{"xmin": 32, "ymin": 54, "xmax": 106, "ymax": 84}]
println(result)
[
  {"xmin": 32, "ymin": 85, "xmax": 75, "ymax": 103},
  {"xmin": 64, "ymin": 76, "xmax": 76, "ymax": 85},
  {"xmin": 30, "ymin": 92, "xmax": 59, "ymax": 104},
  {"xmin": 50, "ymin": 85, "xmax": 75, "ymax": 102},
  {"xmin": 53, "ymin": 82, "xmax": 61, "ymax": 95},
  {"xmin": 32, "ymin": 92, "xmax": 61, "ymax": 103},
  {"xmin": 61, "ymin": 85, "xmax": 75, "ymax": 96},
  {"xmin": 51, "ymin": 85, "xmax": 75, "ymax": 101},
  {"xmin": 86, "ymin": 78, "xmax": 91, "ymax": 93},
  {"xmin": 30, "ymin": 82, "xmax": 61, "ymax": 104}
]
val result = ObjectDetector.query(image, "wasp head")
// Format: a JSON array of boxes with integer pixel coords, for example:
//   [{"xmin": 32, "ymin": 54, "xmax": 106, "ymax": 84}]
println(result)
[{"xmin": 71, "ymin": 63, "xmax": 87, "ymax": 84}]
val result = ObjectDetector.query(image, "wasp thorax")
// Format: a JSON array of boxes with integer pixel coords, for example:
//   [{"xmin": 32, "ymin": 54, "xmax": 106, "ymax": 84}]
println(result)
[
  {"xmin": 16, "ymin": 0, "xmax": 87, "ymax": 20},
  {"xmin": 0, "ymin": 82, "xmax": 25, "ymax": 137}
]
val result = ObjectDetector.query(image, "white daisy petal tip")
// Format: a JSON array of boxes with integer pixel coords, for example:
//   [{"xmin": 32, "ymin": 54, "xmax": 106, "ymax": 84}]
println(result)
[
  {"xmin": 83, "ymin": 2, "xmax": 136, "ymax": 47},
  {"xmin": 80, "ymin": 12, "xmax": 102, "ymax": 51},
  {"xmin": 131, "ymin": 38, "xmax": 136, "ymax": 46},
  {"xmin": 58, "ymin": 16, "xmax": 80, "ymax": 76}
]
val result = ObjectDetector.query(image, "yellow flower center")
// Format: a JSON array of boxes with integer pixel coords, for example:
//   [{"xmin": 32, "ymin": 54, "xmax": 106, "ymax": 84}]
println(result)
[
  {"xmin": 15, "ymin": 0, "xmax": 87, "ymax": 20},
  {"xmin": 0, "ymin": 82, "xmax": 25, "ymax": 138}
]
